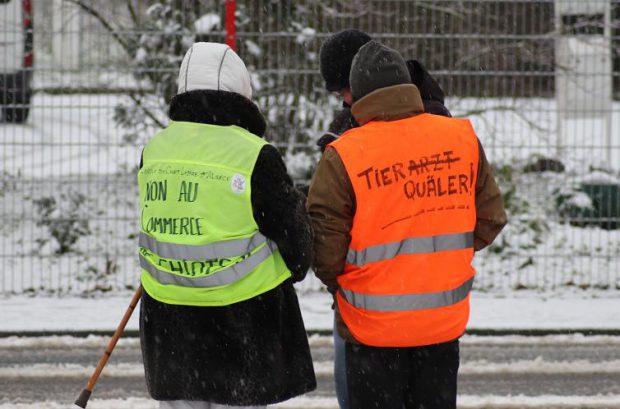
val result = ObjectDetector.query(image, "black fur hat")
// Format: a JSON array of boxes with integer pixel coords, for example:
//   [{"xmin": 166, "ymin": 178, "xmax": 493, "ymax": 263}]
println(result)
[{"xmin": 319, "ymin": 29, "xmax": 371, "ymax": 92}]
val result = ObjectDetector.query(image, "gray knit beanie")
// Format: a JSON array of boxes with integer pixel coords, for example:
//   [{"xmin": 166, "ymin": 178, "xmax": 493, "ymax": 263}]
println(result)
[{"xmin": 349, "ymin": 41, "xmax": 412, "ymax": 101}]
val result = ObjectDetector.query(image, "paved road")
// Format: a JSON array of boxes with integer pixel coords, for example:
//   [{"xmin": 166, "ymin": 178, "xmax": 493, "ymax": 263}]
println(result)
[{"xmin": 1, "ymin": 335, "xmax": 619, "ymax": 406}]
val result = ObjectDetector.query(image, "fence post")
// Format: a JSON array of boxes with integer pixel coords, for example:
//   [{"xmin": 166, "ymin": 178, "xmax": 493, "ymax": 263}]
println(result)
[
  {"xmin": 52, "ymin": 0, "xmax": 81, "ymax": 70},
  {"xmin": 225, "ymin": 0, "xmax": 236, "ymax": 50}
]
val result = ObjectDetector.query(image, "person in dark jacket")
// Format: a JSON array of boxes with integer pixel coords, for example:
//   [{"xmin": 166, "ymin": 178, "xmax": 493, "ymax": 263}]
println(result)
[
  {"xmin": 139, "ymin": 42, "xmax": 316, "ymax": 409},
  {"xmin": 316, "ymin": 29, "xmax": 451, "ymax": 153},
  {"xmin": 315, "ymin": 29, "xmax": 454, "ymax": 409}
]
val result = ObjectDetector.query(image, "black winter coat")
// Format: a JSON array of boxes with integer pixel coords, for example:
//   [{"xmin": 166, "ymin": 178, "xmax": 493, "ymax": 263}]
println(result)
[{"xmin": 139, "ymin": 90, "xmax": 316, "ymax": 405}]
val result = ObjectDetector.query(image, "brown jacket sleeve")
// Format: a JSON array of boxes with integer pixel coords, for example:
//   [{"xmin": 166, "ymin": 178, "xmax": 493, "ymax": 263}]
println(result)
[
  {"xmin": 306, "ymin": 148, "xmax": 355, "ymax": 293},
  {"xmin": 474, "ymin": 139, "xmax": 507, "ymax": 251}
]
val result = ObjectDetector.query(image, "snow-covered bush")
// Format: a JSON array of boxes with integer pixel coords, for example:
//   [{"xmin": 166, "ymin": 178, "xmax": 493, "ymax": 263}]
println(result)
[
  {"xmin": 477, "ymin": 155, "xmax": 620, "ymax": 292},
  {"xmin": 80, "ymin": 254, "xmax": 120, "ymax": 294},
  {"xmin": 32, "ymin": 192, "xmax": 91, "ymax": 255},
  {"xmin": 0, "ymin": 171, "xmax": 18, "ymax": 198}
]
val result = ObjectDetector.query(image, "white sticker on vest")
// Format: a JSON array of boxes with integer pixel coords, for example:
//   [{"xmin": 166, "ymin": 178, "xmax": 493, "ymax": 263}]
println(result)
[{"xmin": 231, "ymin": 173, "xmax": 247, "ymax": 194}]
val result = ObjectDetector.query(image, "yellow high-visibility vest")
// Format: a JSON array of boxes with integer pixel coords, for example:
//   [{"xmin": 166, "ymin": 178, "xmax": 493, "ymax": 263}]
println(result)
[{"xmin": 138, "ymin": 121, "xmax": 291, "ymax": 306}]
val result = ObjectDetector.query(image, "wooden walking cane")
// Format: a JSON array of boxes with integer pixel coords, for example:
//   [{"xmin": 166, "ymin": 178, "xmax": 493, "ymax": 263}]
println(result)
[{"xmin": 74, "ymin": 285, "xmax": 143, "ymax": 408}]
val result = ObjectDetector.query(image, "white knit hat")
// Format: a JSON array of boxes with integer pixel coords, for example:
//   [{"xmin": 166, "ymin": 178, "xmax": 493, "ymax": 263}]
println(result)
[{"xmin": 177, "ymin": 42, "xmax": 252, "ymax": 99}]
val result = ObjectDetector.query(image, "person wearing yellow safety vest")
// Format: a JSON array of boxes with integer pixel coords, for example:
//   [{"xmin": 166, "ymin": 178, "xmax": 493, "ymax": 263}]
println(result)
[
  {"xmin": 307, "ymin": 41, "xmax": 507, "ymax": 409},
  {"xmin": 138, "ymin": 42, "xmax": 316, "ymax": 409}
]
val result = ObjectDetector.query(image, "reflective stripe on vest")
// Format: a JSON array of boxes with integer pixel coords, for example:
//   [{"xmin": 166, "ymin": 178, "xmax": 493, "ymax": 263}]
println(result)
[
  {"xmin": 139, "ymin": 231, "xmax": 267, "ymax": 261},
  {"xmin": 139, "ymin": 240, "xmax": 275, "ymax": 288},
  {"xmin": 347, "ymin": 231, "xmax": 474, "ymax": 267},
  {"xmin": 340, "ymin": 276, "xmax": 474, "ymax": 312}
]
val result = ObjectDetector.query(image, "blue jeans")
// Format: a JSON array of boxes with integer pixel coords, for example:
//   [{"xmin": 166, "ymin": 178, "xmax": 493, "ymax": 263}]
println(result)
[{"xmin": 334, "ymin": 318, "xmax": 349, "ymax": 409}]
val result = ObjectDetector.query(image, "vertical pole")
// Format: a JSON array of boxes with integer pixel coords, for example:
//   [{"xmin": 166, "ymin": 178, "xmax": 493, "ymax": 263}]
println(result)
[
  {"xmin": 52, "ymin": 0, "xmax": 80, "ymax": 70},
  {"xmin": 604, "ymin": 0, "xmax": 613, "ymax": 169},
  {"xmin": 554, "ymin": 0, "xmax": 563, "ymax": 160},
  {"xmin": 225, "ymin": 0, "xmax": 236, "ymax": 51}
]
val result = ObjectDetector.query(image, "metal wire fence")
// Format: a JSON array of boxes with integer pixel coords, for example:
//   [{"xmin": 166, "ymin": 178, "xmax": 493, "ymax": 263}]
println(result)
[{"xmin": 1, "ymin": 0, "xmax": 619, "ymax": 295}]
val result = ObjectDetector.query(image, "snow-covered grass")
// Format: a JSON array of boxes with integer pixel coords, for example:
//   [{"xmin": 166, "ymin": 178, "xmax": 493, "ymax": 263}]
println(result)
[
  {"xmin": 449, "ymin": 97, "xmax": 620, "ymax": 169},
  {"xmin": 1, "ymin": 94, "xmax": 142, "ymax": 178},
  {"xmin": 1, "ymin": 94, "xmax": 620, "ymax": 296}
]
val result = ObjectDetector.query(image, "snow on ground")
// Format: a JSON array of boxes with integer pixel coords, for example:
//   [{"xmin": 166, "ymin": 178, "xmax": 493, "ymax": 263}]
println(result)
[
  {"xmin": 0, "ymin": 292, "xmax": 618, "ymax": 332},
  {"xmin": 1, "ymin": 93, "xmax": 619, "ymax": 301},
  {"xmin": 3, "ymin": 395, "xmax": 620, "ymax": 409},
  {"xmin": 458, "ymin": 395, "xmax": 620, "ymax": 409},
  {"xmin": 3, "ymin": 333, "xmax": 620, "ymax": 349},
  {"xmin": 15, "ymin": 95, "xmax": 610, "ymax": 180},
  {"xmin": 1, "ymin": 94, "xmax": 142, "ymax": 178},
  {"xmin": 33, "ymin": 70, "xmax": 144, "ymax": 92},
  {"xmin": 449, "ymin": 97, "xmax": 620, "ymax": 169},
  {"xmin": 4, "ymin": 358, "xmax": 620, "ymax": 379}
]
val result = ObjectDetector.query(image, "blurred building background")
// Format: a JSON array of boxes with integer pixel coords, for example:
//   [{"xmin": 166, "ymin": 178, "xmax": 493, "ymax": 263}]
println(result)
[{"xmin": 1, "ymin": 0, "xmax": 619, "ymax": 295}]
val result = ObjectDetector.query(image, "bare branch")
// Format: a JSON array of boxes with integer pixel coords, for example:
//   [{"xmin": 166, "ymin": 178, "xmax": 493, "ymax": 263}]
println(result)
[
  {"xmin": 127, "ymin": 0, "xmax": 139, "ymax": 27},
  {"xmin": 128, "ymin": 92, "xmax": 166, "ymax": 129},
  {"xmin": 66, "ymin": 0, "xmax": 133, "ymax": 56},
  {"xmin": 413, "ymin": 2, "xmax": 469, "ymax": 19},
  {"xmin": 460, "ymin": 105, "xmax": 549, "ymax": 133}
]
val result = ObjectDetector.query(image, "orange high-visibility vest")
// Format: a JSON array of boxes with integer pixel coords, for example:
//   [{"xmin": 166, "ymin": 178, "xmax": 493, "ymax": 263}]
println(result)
[{"xmin": 329, "ymin": 113, "xmax": 480, "ymax": 347}]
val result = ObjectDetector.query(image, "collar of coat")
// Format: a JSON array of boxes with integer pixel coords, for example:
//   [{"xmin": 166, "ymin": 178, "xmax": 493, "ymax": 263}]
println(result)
[
  {"xmin": 168, "ymin": 89, "xmax": 267, "ymax": 137},
  {"xmin": 351, "ymin": 84, "xmax": 425, "ymax": 126}
]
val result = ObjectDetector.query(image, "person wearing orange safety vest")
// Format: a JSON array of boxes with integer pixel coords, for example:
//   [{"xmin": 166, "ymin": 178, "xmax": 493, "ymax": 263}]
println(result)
[{"xmin": 307, "ymin": 41, "xmax": 507, "ymax": 409}]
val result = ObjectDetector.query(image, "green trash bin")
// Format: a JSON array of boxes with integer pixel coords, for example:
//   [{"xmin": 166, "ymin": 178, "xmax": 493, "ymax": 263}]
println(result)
[
  {"xmin": 579, "ymin": 183, "xmax": 620, "ymax": 230},
  {"xmin": 556, "ymin": 183, "xmax": 620, "ymax": 230}
]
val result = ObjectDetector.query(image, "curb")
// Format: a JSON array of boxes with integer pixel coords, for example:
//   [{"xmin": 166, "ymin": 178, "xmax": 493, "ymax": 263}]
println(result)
[{"xmin": 1, "ymin": 328, "xmax": 619, "ymax": 338}]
